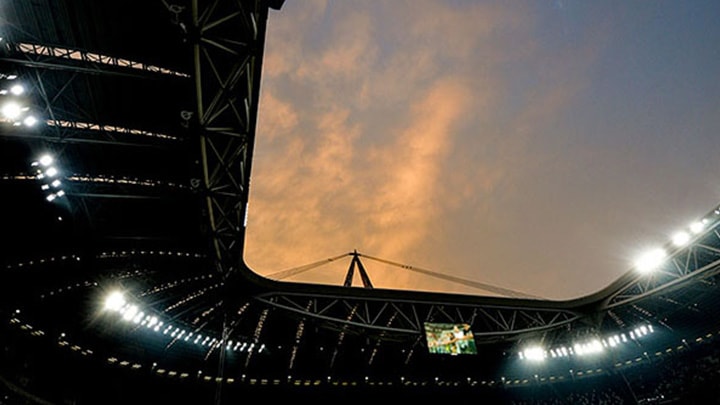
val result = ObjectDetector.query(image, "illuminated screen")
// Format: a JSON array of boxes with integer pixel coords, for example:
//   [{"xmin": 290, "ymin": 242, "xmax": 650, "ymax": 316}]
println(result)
[{"xmin": 424, "ymin": 322, "xmax": 477, "ymax": 355}]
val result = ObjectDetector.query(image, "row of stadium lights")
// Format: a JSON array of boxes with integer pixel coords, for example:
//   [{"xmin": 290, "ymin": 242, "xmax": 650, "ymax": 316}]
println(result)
[
  {"xmin": 8, "ymin": 306, "xmax": 720, "ymax": 389},
  {"xmin": 516, "ymin": 210, "xmax": 718, "ymax": 363},
  {"xmin": 103, "ymin": 291, "xmax": 265, "ymax": 354},
  {"xmin": 28, "ymin": 152, "xmax": 195, "ymax": 204},
  {"xmin": 633, "ymin": 209, "xmax": 719, "ymax": 274},
  {"xmin": 519, "ymin": 323, "xmax": 654, "ymax": 362},
  {"xmin": 30, "ymin": 154, "xmax": 66, "ymax": 201}
]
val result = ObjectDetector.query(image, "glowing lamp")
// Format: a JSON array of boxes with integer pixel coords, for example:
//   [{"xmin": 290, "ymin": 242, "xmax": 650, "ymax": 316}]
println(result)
[
  {"xmin": 672, "ymin": 231, "xmax": 690, "ymax": 246},
  {"xmin": 104, "ymin": 291, "xmax": 126, "ymax": 311},
  {"xmin": 635, "ymin": 248, "xmax": 667, "ymax": 273},
  {"xmin": 1, "ymin": 101, "xmax": 22, "ymax": 119}
]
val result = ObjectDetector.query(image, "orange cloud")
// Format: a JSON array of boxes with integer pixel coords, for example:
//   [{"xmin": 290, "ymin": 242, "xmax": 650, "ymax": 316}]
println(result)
[{"xmin": 246, "ymin": 1, "xmax": 614, "ymax": 299}]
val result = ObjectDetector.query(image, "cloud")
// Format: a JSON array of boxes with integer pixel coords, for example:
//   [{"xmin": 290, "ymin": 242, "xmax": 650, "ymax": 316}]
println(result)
[
  {"xmin": 256, "ymin": 91, "xmax": 299, "ymax": 142},
  {"xmin": 247, "ymin": 1, "xmax": 620, "ymax": 298}
]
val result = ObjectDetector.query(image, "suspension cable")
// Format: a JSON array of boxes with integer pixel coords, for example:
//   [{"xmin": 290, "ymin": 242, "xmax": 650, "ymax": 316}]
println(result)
[
  {"xmin": 265, "ymin": 252, "xmax": 352, "ymax": 281},
  {"xmin": 265, "ymin": 250, "xmax": 543, "ymax": 300},
  {"xmin": 357, "ymin": 252, "xmax": 543, "ymax": 299}
]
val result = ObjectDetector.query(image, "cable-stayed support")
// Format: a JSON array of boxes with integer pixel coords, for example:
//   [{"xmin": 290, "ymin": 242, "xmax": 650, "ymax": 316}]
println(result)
[
  {"xmin": 254, "ymin": 251, "xmax": 580, "ymax": 341},
  {"xmin": 358, "ymin": 252, "xmax": 543, "ymax": 299},
  {"xmin": 343, "ymin": 250, "xmax": 374, "ymax": 288},
  {"xmin": 265, "ymin": 252, "xmax": 351, "ymax": 281},
  {"xmin": 264, "ymin": 250, "xmax": 540, "ymax": 298}
]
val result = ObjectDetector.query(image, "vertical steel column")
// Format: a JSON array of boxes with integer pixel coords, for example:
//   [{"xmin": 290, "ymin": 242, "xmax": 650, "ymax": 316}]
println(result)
[{"xmin": 190, "ymin": 1, "xmax": 273, "ymax": 403}]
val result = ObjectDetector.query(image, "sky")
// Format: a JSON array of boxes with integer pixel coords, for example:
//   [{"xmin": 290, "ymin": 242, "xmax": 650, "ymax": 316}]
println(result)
[{"xmin": 243, "ymin": 0, "xmax": 720, "ymax": 300}]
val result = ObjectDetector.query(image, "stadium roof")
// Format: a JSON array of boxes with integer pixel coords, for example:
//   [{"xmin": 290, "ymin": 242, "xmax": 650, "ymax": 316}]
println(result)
[{"xmin": 2, "ymin": 0, "xmax": 720, "ymax": 402}]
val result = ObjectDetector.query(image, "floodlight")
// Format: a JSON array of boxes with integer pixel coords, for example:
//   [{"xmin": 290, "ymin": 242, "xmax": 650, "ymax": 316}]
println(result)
[
  {"xmin": 23, "ymin": 115, "xmax": 37, "ymax": 127},
  {"xmin": 132, "ymin": 311, "xmax": 144, "ymax": 324},
  {"xmin": 635, "ymin": 248, "xmax": 667, "ymax": 273},
  {"xmin": 51, "ymin": 179, "xmax": 61, "ymax": 188},
  {"xmin": 672, "ymin": 231, "xmax": 690, "ymax": 246},
  {"xmin": 45, "ymin": 167, "xmax": 58, "ymax": 177},
  {"xmin": 522, "ymin": 346, "xmax": 545, "ymax": 361},
  {"xmin": 39, "ymin": 155, "xmax": 53, "ymax": 166},
  {"xmin": 122, "ymin": 305, "xmax": 139, "ymax": 321},
  {"xmin": 573, "ymin": 343, "xmax": 584, "ymax": 355},
  {"xmin": 1, "ymin": 101, "xmax": 22, "ymax": 119},
  {"xmin": 104, "ymin": 291, "xmax": 126, "ymax": 311},
  {"xmin": 46, "ymin": 194, "xmax": 56, "ymax": 202},
  {"xmin": 10, "ymin": 84, "xmax": 24, "ymax": 95},
  {"xmin": 690, "ymin": 221, "xmax": 705, "ymax": 234}
]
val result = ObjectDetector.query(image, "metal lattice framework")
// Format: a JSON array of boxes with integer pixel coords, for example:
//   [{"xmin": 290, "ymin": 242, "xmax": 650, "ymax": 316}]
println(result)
[
  {"xmin": 191, "ymin": 0, "xmax": 268, "ymax": 280},
  {"xmin": 255, "ymin": 292, "xmax": 581, "ymax": 340},
  {"xmin": 605, "ymin": 216, "xmax": 720, "ymax": 309}
]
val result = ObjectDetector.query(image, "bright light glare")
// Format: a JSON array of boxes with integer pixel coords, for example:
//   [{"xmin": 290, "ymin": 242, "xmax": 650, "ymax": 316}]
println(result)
[
  {"xmin": 51, "ymin": 179, "xmax": 61, "ymax": 188},
  {"xmin": 635, "ymin": 248, "xmax": 667, "ymax": 273},
  {"xmin": 45, "ymin": 167, "xmax": 58, "ymax": 177},
  {"xmin": 574, "ymin": 339, "xmax": 603, "ymax": 356},
  {"xmin": 39, "ymin": 155, "xmax": 53, "ymax": 166},
  {"xmin": 672, "ymin": 231, "xmax": 690, "ymax": 247},
  {"xmin": 122, "ymin": 304, "xmax": 139, "ymax": 321},
  {"xmin": 522, "ymin": 346, "xmax": 546, "ymax": 361},
  {"xmin": 10, "ymin": 84, "xmax": 24, "ymax": 95},
  {"xmin": 23, "ymin": 115, "xmax": 37, "ymax": 127},
  {"xmin": 133, "ymin": 311, "xmax": 144, "ymax": 324},
  {"xmin": 690, "ymin": 221, "xmax": 705, "ymax": 234},
  {"xmin": 1, "ymin": 101, "xmax": 22, "ymax": 119},
  {"xmin": 104, "ymin": 291, "xmax": 126, "ymax": 311}
]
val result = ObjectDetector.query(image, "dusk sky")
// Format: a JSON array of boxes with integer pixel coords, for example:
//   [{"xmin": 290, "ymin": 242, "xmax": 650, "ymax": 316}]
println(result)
[{"xmin": 244, "ymin": 0, "xmax": 720, "ymax": 300}]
